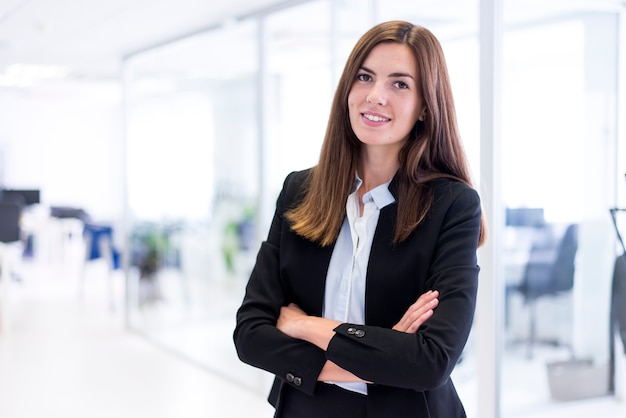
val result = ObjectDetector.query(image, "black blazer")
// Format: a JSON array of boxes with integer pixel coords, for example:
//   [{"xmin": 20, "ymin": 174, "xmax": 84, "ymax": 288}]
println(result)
[{"xmin": 234, "ymin": 169, "xmax": 482, "ymax": 417}]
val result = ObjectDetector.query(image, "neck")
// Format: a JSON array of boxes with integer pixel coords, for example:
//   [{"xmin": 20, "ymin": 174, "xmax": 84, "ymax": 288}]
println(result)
[{"xmin": 358, "ymin": 149, "xmax": 399, "ymax": 193}]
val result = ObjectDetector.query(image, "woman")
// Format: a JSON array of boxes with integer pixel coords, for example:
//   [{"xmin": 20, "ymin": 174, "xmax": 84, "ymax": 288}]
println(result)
[{"xmin": 234, "ymin": 20, "xmax": 486, "ymax": 417}]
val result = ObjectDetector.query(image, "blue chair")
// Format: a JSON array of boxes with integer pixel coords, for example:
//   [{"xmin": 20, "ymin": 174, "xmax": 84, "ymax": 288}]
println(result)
[{"xmin": 81, "ymin": 222, "xmax": 121, "ymax": 311}]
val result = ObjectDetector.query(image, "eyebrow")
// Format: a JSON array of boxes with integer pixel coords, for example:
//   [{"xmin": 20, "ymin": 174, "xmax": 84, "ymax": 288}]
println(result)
[{"xmin": 361, "ymin": 65, "xmax": 415, "ymax": 80}]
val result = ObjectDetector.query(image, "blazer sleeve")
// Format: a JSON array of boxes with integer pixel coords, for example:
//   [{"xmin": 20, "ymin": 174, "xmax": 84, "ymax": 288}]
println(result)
[
  {"xmin": 233, "ymin": 171, "xmax": 327, "ymax": 396},
  {"xmin": 325, "ymin": 183, "xmax": 482, "ymax": 391}
]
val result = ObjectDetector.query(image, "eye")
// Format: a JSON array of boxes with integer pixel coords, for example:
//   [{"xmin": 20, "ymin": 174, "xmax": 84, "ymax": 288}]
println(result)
[
  {"xmin": 394, "ymin": 80, "xmax": 410, "ymax": 89},
  {"xmin": 356, "ymin": 73, "xmax": 372, "ymax": 82}
]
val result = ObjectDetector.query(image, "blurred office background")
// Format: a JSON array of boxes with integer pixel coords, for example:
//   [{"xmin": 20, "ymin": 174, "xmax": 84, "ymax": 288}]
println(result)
[{"xmin": 1, "ymin": 0, "xmax": 626, "ymax": 417}]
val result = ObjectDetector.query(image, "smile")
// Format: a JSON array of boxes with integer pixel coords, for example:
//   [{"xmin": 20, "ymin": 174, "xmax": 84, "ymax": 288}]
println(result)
[{"xmin": 362, "ymin": 113, "xmax": 390, "ymax": 122}]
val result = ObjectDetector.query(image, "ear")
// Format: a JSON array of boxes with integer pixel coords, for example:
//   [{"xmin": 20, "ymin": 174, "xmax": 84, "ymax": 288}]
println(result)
[{"xmin": 418, "ymin": 107, "xmax": 427, "ymax": 122}]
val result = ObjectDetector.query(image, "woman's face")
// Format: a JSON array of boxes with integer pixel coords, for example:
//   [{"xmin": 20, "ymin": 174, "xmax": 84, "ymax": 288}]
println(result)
[{"xmin": 348, "ymin": 42, "xmax": 425, "ymax": 151}]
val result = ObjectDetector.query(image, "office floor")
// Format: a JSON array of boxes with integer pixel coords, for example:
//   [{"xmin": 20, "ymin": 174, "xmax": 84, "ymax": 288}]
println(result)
[
  {"xmin": 0, "ymin": 261, "xmax": 273, "ymax": 418},
  {"xmin": 1, "ymin": 258, "xmax": 625, "ymax": 418}
]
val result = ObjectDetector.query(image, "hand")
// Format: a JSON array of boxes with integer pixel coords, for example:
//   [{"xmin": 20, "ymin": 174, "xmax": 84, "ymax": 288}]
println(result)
[
  {"xmin": 393, "ymin": 290, "xmax": 439, "ymax": 333},
  {"xmin": 277, "ymin": 303, "xmax": 340, "ymax": 351},
  {"xmin": 276, "ymin": 303, "xmax": 308, "ymax": 339}
]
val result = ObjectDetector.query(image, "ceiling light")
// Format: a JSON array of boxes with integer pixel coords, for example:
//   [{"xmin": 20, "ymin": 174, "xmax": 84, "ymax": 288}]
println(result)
[{"xmin": 0, "ymin": 64, "xmax": 70, "ymax": 87}]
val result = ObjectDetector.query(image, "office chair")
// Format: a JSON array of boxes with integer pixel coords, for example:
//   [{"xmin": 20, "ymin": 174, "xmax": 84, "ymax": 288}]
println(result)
[{"xmin": 510, "ymin": 223, "xmax": 579, "ymax": 359}]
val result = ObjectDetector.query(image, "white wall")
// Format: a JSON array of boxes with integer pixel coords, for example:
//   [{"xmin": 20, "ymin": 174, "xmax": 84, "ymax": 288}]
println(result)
[{"xmin": 0, "ymin": 79, "xmax": 124, "ymax": 224}]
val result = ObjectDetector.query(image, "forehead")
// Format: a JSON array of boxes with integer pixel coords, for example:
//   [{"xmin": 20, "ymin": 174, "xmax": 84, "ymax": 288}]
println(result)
[{"xmin": 362, "ymin": 42, "xmax": 418, "ymax": 75}]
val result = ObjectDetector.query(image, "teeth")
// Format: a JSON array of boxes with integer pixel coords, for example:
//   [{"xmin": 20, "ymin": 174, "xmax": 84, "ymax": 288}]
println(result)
[{"xmin": 363, "ymin": 113, "xmax": 389, "ymax": 122}]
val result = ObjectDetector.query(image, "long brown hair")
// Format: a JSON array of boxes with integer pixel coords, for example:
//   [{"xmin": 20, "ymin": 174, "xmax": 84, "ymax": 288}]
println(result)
[{"xmin": 285, "ymin": 21, "xmax": 486, "ymax": 247}]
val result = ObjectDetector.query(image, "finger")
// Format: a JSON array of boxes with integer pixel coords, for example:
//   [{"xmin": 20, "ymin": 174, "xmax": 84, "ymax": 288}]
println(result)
[
  {"xmin": 406, "ymin": 292, "xmax": 439, "ymax": 319},
  {"xmin": 394, "ymin": 296, "xmax": 439, "ymax": 332},
  {"xmin": 415, "ymin": 290, "xmax": 439, "ymax": 305},
  {"xmin": 393, "ymin": 291, "xmax": 439, "ymax": 332},
  {"xmin": 404, "ymin": 292, "xmax": 437, "ymax": 317},
  {"xmin": 405, "ymin": 309, "xmax": 435, "ymax": 333},
  {"xmin": 404, "ymin": 298, "xmax": 438, "ymax": 325}
]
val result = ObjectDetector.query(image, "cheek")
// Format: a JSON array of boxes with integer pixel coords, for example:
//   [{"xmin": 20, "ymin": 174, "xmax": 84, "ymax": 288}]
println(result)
[
  {"xmin": 406, "ymin": 100, "xmax": 422, "ymax": 125},
  {"xmin": 347, "ymin": 95, "xmax": 360, "ymax": 120},
  {"xmin": 347, "ymin": 91, "xmax": 357, "ymax": 109},
  {"xmin": 348, "ymin": 84, "xmax": 365, "ymax": 107}
]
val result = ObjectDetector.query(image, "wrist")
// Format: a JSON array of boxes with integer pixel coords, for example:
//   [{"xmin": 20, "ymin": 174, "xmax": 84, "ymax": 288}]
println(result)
[
  {"xmin": 304, "ymin": 317, "xmax": 340, "ymax": 351},
  {"xmin": 290, "ymin": 316, "xmax": 309, "ymax": 340}
]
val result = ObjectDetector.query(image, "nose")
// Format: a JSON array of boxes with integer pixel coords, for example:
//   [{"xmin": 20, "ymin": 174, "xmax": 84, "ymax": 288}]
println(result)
[{"xmin": 366, "ymin": 81, "xmax": 386, "ymax": 105}]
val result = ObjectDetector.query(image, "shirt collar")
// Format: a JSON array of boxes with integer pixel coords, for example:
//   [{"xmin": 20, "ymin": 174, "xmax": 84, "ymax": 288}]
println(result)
[{"xmin": 353, "ymin": 173, "xmax": 396, "ymax": 210}]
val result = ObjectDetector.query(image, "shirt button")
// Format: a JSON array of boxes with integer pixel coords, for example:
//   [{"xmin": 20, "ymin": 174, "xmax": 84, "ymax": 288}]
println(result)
[{"xmin": 286, "ymin": 373, "xmax": 294, "ymax": 383}]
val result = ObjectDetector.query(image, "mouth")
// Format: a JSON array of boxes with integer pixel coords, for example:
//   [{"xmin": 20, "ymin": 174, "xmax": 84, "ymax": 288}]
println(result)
[{"xmin": 362, "ymin": 112, "xmax": 390, "ymax": 122}]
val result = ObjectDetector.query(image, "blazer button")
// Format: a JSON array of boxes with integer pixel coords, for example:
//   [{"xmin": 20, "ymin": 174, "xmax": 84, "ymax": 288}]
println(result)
[
  {"xmin": 286, "ymin": 373, "xmax": 295, "ymax": 383},
  {"xmin": 293, "ymin": 376, "xmax": 302, "ymax": 387},
  {"xmin": 354, "ymin": 329, "xmax": 365, "ymax": 338},
  {"xmin": 347, "ymin": 327, "xmax": 357, "ymax": 335}
]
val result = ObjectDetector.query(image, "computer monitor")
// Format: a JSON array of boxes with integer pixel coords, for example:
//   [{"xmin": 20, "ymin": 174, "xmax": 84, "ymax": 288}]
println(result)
[{"xmin": 0, "ymin": 189, "xmax": 40, "ymax": 205}]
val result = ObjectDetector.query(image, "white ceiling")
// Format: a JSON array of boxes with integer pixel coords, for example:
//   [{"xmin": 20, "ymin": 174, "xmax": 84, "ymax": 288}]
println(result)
[
  {"xmin": 0, "ymin": 0, "xmax": 296, "ymax": 80},
  {"xmin": 0, "ymin": 0, "xmax": 621, "ymax": 84}
]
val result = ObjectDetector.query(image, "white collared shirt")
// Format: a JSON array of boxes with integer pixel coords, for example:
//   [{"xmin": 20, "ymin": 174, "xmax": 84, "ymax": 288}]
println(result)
[{"xmin": 322, "ymin": 174, "xmax": 396, "ymax": 395}]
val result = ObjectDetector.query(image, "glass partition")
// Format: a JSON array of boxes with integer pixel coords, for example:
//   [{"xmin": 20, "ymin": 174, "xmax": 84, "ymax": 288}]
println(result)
[
  {"xmin": 261, "ymin": 1, "xmax": 333, "ymax": 230},
  {"xmin": 124, "ymin": 19, "xmax": 262, "ymax": 390},
  {"xmin": 500, "ymin": 3, "xmax": 621, "ymax": 415}
]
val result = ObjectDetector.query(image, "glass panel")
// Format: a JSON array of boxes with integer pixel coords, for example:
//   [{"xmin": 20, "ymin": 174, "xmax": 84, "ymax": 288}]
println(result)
[
  {"xmin": 444, "ymin": 36, "xmax": 481, "ymax": 417},
  {"xmin": 262, "ymin": 0, "xmax": 333, "ymax": 222},
  {"xmin": 124, "ymin": 19, "xmax": 261, "ymax": 390},
  {"xmin": 501, "ymin": 2, "xmax": 620, "ymax": 415},
  {"xmin": 331, "ymin": 0, "xmax": 375, "ymax": 82}
]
